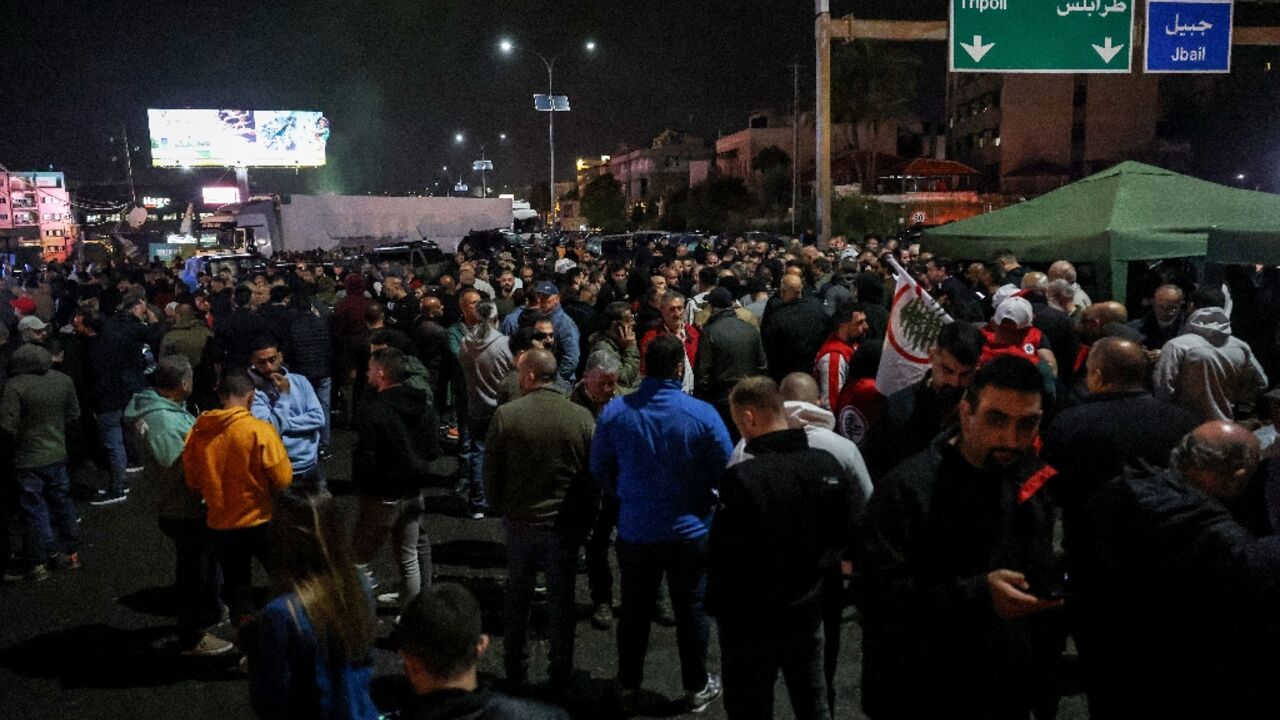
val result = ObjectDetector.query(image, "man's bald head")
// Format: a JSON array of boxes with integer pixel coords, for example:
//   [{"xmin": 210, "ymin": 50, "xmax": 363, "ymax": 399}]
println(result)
[
  {"xmin": 1087, "ymin": 337, "xmax": 1148, "ymax": 392},
  {"xmin": 1048, "ymin": 260, "xmax": 1077, "ymax": 284},
  {"xmin": 1172, "ymin": 421, "xmax": 1262, "ymax": 500},
  {"xmin": 780, "ymin": 372, "xmax": 821, "ymax": 406},
  {"xmin": 1021, "ymin": 271, "xmax": 1048, "ymax": 292},
  {"xmin": 1080, "ymin": 301, "xmax": 1129, "ymax": 342},
  {"xmin": 780, "ymin": 273, "xmax": 804, "ymax": 301}
]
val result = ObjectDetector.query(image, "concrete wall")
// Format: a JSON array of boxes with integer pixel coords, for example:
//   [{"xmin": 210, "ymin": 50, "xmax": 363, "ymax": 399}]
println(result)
[{"xmin": 277, "ymin": 195, "xmax": 512, "ymax": 253}]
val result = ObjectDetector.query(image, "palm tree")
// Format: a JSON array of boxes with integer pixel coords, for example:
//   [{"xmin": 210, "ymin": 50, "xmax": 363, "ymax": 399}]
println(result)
[{"xmin": 832, "ymin": 40, "xmax": 920, "ymax": 191}]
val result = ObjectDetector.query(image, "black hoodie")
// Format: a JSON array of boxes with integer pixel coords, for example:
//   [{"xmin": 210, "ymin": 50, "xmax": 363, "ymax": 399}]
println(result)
[{"xmin": 352, "ymin": 384, "xmax": 440, "ymax": 498}]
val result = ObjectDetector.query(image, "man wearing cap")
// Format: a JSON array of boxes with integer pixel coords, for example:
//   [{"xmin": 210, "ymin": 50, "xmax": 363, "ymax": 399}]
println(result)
[
  {"xmin": 530, "ymin": 281, "xmax": 580, "ymax": 388},
  {"xmin": 695, "ymin": 287, "xmax": 767, "ymax": 432},
  {"xmin": 17, "ymin": 315, "xmax": 50, "ymax": 348},
  {"xmin": 982, "ymin": 296, "xmax": 1057, "ymax": 373}
]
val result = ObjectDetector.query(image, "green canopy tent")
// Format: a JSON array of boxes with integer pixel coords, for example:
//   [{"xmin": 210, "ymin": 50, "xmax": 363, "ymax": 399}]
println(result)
[
  {"xmin": 922, "ymin": 161, "xmax": 1280, "ymax": 301},
  {"xmin": 1207, "ymin": 226, "xmax": 1280, "ymax": 265}
]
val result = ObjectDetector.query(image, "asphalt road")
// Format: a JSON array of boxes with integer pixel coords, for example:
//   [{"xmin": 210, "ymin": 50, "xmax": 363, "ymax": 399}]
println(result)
[{"xmin": 0, "ymin": 428, "xmax": 1087, "ymax": 719}]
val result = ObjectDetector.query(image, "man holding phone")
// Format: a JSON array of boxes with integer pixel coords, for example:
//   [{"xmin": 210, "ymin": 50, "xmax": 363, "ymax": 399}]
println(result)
[{"xmin": 853, "ymin": 356, "xmax": 1064, "ymax": 719}]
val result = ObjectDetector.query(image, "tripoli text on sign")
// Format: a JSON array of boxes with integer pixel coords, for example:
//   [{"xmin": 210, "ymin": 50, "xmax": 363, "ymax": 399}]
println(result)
[{"xmin": 950, "ymin": 0, "xmax": 1135, "ymax": 73}]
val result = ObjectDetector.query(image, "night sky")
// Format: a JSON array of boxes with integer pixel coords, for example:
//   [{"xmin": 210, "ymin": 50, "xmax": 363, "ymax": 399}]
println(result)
[
  {"xmin": 7, "ymin": 0, "xmax": 1280, "ymax": 201},
  {"xmin": 3, "ymin": 0, "xmax": 950, "ymax": 200}
]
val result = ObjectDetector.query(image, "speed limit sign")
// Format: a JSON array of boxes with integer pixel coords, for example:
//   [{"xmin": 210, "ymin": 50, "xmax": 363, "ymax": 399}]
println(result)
[{"xmin": 910, "ymin": 210, "xmax": 927, "ymax": 224}]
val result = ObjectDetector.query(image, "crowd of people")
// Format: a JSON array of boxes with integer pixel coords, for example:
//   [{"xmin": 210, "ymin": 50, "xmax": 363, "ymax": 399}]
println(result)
[{"xmin": 3, "ymin": 231, "xmax": 1280, "ymax": 719}]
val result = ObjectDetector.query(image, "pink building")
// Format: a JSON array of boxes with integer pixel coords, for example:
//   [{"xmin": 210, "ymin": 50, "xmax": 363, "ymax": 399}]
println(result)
[{"xmin": 0, "ymin": 172, "xmax": 72, "ymax": 260}]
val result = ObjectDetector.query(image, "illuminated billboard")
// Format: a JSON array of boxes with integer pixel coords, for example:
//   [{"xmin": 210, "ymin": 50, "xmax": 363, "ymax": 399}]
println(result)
[{"xmin": 147, "ymin": 109, "xmax": 330, "ymax": 168}]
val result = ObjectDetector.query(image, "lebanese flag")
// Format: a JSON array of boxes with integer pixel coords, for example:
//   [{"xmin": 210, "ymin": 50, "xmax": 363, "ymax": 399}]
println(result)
[{"xmin": 876, "ymin": 257, "xmax": 953, "ymax": 396}]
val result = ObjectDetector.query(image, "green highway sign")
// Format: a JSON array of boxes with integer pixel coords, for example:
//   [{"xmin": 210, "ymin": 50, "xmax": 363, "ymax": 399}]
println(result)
[{"xmin": 950, "ymin": 0, "xmax": 1135, "ymax": 73}]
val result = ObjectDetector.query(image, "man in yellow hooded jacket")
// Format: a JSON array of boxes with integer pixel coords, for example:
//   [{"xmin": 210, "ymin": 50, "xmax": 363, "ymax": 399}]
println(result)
[{"xmin": 184, "ymin": 373, "xmax": 292, "ymax": 627}]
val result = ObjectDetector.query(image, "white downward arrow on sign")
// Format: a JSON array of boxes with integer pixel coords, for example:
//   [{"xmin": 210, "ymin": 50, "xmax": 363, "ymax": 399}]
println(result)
[
  {"xmin": 961, "ymin": 35, "xmax": 995, "ymax": 63},
  {"xmin": 1092, "ymin": 37, "xmax": 1125, "ymax": 63}
]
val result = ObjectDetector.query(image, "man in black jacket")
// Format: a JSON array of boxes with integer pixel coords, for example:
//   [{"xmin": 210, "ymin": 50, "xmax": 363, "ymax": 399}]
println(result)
[
  {"xmin": 864, "ymin": 321, "xmax": 986, "ymax": 480},
  {"xmin": 1076, "ymin": 422, "xmax": 1279, "ymax": 718},
  {"xmin": 350, "ymin": 348, "xmax": 440, "ymax": 611},
  {"xmin": 1043, "ymin": 337, "xmax": 1197, "ymax": 551},
  {"xmin": 90, "ymin": 294, "xmax": 160, "ymax": 505},
  {"xmin": 286, "ymin": 294, "xmax": 333, "ymax": 457},
  {"xmin": 694, "ymin": 288, "xmax": 767, "ymax": 435},
  {"xmin": 711, "ymin": 376, "xmax": 860, "ymax": 720},
  {"xmin": 853, "ymin": 356, "xmax": 1065, "ymax": 719},
  {"xmin": 760, "ymin": 274, "xmax": 831, "ymax": 382}
]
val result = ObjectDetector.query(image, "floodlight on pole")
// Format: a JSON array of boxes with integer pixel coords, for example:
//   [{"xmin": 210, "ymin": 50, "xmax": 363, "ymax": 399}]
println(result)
[
  {"xmin": 498, "ymin": 36, "xmax": 596, "ymax": 227},
  {"xmin": 454, "ymin": 132, "xmax": 465, "ymax": 144}
]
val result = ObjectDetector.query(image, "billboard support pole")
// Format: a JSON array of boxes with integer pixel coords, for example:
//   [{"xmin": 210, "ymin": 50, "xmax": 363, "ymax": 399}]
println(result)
[
  {"xmin": 122, "ymin": 123, "xmax": 138, "ymax": 206},
  {"xmin": 235, "ymin": 167, "xmax": 250, "ymax": 202}
]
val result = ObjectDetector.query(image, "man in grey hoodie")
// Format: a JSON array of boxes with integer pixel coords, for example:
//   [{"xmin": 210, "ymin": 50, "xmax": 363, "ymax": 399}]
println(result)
[
  {"xmin": 1155, "ymin": 304, "xmax": 1268, "ymax": 422},
  {"xmin": 458, "ymin": 300, "xmax": 514, "ymax": 518}
]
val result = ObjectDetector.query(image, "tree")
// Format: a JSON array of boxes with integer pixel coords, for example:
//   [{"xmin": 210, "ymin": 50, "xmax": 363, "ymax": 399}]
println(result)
[
  {"xmin": 751, "ymin": 145, "xmax": 791, "ymax": 174},
  {"xmin": 581, "ymin": 173, "xmax": 627, "ymax": 232},
  {"xmin": 832, "ymin": 40, "xmax": 920, "ymax": 190}
]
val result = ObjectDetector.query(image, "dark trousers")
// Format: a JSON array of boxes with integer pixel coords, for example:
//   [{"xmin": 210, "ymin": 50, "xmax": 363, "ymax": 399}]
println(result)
[
  {"xmin": 586, "ymin": 495, "xmax": 619, "ymax": 607},
  {"xmin": 719, "ymin": 611, "xmax": 829, "ymax": 720},
  {"xmin": 15, "ymin": 462, "xmax": 79, "ymax": 567},
  {"xmin": 158, "ymin": 517, "xmax": 223, "ymax": 645},
  {"xmin": 502, "ymin": 521, "xmax": 578, "ymax": 685},
  {"xmin": 292, "ymin": 465, "xmax": 326, "ymax": 494},
  {"xmin": 821, "ymin": 572, "xmax": 844, "ymax": 716},
  {"xmin": 616, "ymin": 538, "xmax": 710, "ymax": 692},
  {"xmin": 207, "ymin": 523, "xmax": 273, "ymax": 624}
]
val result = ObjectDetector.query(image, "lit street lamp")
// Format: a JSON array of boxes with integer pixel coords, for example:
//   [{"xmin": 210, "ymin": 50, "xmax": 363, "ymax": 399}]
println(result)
[
  {"xmin": 453, "ymin": 130, "xmax": 509, "ymax": 199},
  {"xmin": 499, "ymin": 37, "xmax": 596, "ymax": 225}
]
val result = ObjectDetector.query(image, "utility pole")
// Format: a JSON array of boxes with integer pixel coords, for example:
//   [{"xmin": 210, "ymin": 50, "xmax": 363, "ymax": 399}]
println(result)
[
  {"xmin": 816, "ymin": 1, "xmax": 833, "ymax": 249},
  {"xmin": 121, "ymin": 123, "xmax": 138, "ymax": 206},
  {"xmin": 790, "ymin": 60, "xmax": 801, "ymax": 238}
]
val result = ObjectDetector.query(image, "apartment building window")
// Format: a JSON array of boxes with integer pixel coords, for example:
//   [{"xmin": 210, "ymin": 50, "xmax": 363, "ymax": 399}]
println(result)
[
  {"xmin": 0, "ymin": 197, "xmax": 7, "ymax": 204},
  {"xmin": 0, "ymin": 214, "xmax": 8, "ymax": 221},
  {"xmin": 44, "ymin": 229, "xmax": 64, "ymax": 237}
]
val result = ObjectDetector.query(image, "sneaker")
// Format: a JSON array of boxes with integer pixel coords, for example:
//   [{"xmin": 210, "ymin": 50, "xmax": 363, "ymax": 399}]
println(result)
[
  {"xmin": 375, "ymin": 590, "xmax": 401, "ymax": 607},
  {"xmin": 446, "ymin": 425, "xmax": 459, "ymax": 440},
  {"xmin": 591, "ymin": 603, "xmax": 614, "ymax": 630},
  {"xmin": 48, "ymin": 552, "xmax": 80, "ymax": 571},
  {"xmin": 180, "ymin": 633, "xmax": 235, "ymax": 657},
  {"xmin": 686, "ymin": 674, "xmax": 722, "ymax": 713},
  {"xmin": 89, "ymin": 490, "xmax": 127, "ymax": 506},
  {"xmin": 468, "ymin": 510, "xmax": 485, "ymax": 520},
  {"xmin": 127, "ymin": 465, "xmax": 144, "ymax": 474}
]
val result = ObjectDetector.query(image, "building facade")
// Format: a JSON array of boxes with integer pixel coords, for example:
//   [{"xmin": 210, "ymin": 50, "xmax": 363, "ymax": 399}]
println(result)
[
  {"xmin": 946, "ymin": 73, "xmax": 1161, "ymax": 195},
  {"xmin": 0, "ymin": 171, "xmax": 73, "ymax": 260}
]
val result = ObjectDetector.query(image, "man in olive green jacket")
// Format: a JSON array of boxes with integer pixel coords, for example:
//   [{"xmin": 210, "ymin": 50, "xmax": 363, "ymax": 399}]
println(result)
[
  {"xmin": 484, "ymin": 348, "xmax": 597, "ymax": 690},
  {"xmin": 0, "ymin": 344, "xmax": 80, "ymax": 580}
]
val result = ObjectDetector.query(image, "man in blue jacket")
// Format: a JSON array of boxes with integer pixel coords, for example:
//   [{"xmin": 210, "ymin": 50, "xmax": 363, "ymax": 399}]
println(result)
[
  {"xmin": 247, "ymin": 336, "xmax": 326, "ymax": 491},
  {"xmin": 591, "ymin": 334, "xmax": 733, "ymax": 714}
]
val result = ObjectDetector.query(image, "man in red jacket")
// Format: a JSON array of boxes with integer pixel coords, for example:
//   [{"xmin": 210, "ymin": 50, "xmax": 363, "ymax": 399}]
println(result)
[{"xmin": 814, "ymin": 300, "xmax": 869, "ymax": 410}]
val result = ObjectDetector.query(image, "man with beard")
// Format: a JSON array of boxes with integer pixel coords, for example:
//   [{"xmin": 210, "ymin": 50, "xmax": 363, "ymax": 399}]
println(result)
[
  {"xmin": 853, "ymin": 356, "xmax": 1065, "ymax": 719},
  {"xmin": 493, "ymin": 268, "xmax": 519, "ymax": 318},
  {"xmin": 864, "ymin": 321, "xmax": 986, "ymax": 479}
]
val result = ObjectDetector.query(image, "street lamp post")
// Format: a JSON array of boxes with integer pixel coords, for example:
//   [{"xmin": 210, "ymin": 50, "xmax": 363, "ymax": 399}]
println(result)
[{"xmin": 500, "ymin": 38, "xmax": 595, "ymax": 227}]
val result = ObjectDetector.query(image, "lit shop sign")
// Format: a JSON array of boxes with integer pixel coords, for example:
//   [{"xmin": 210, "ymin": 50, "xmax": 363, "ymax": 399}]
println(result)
[
  {"xmin": 142, "ymin": 196, "xmax": 172, "ymax": 208},
  {"xmin": 202, "ymin": 186, "xmax": 241, "ymax": 205}
]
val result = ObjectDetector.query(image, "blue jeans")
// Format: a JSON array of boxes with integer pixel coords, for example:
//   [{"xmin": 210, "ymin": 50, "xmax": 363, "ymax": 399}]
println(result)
[
  {"xmin": 311, "ymin": 376, "xmax": 332, "ymax": 448},
  {"xmin": 15, "ymin": 462, "xmax": 79, "ymax": 566},
  {"xmin": 462, "ymin": 415, "xmax": 489, "ymax": 512},
  {"xmin": 616, "ymin": 537, "xmax": 711, "ymax": 692},
  {"xmin": 503, "ymin": 520, "xmax": 578, "ymax": 685},
  {"xmin": 96, "ymin": 410, "xmax": 128, "ymax": 495}
]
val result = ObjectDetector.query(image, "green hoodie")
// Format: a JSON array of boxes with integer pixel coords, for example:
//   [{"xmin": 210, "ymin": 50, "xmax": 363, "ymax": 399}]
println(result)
[
  {"xmin": 123, "ymin": 388, "xmax": 202, "ymax": 520},
  {"xmin": 0, "ymin": 344, "xmax": 79, "ymax": 469}
]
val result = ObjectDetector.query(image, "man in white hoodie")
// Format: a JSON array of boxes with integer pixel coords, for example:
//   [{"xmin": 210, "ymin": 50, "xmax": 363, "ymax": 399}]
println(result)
[
  {"xmin": 1154, "ymin": 302, "xmax": 1268, "ymax": 422},
  {"xmin": 727, "ymin": 372, "xmax": 872, "ymax": 503}
]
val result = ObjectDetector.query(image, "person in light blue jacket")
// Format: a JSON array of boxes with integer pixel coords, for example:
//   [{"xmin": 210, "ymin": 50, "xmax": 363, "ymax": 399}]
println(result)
[{"xmin": 247, "ymin": 336, "xmax": 326, "ymax": 491}]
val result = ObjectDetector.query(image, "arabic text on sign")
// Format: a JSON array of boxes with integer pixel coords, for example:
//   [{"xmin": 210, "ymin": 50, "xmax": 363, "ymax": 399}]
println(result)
[
  {"xmin": 1056, "ymin": 1, "xmax": 1128, "ymax": 17},
  {"xmin": 1165, "ymin": 14, "xmax": 1214, "ymax": 36}
]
